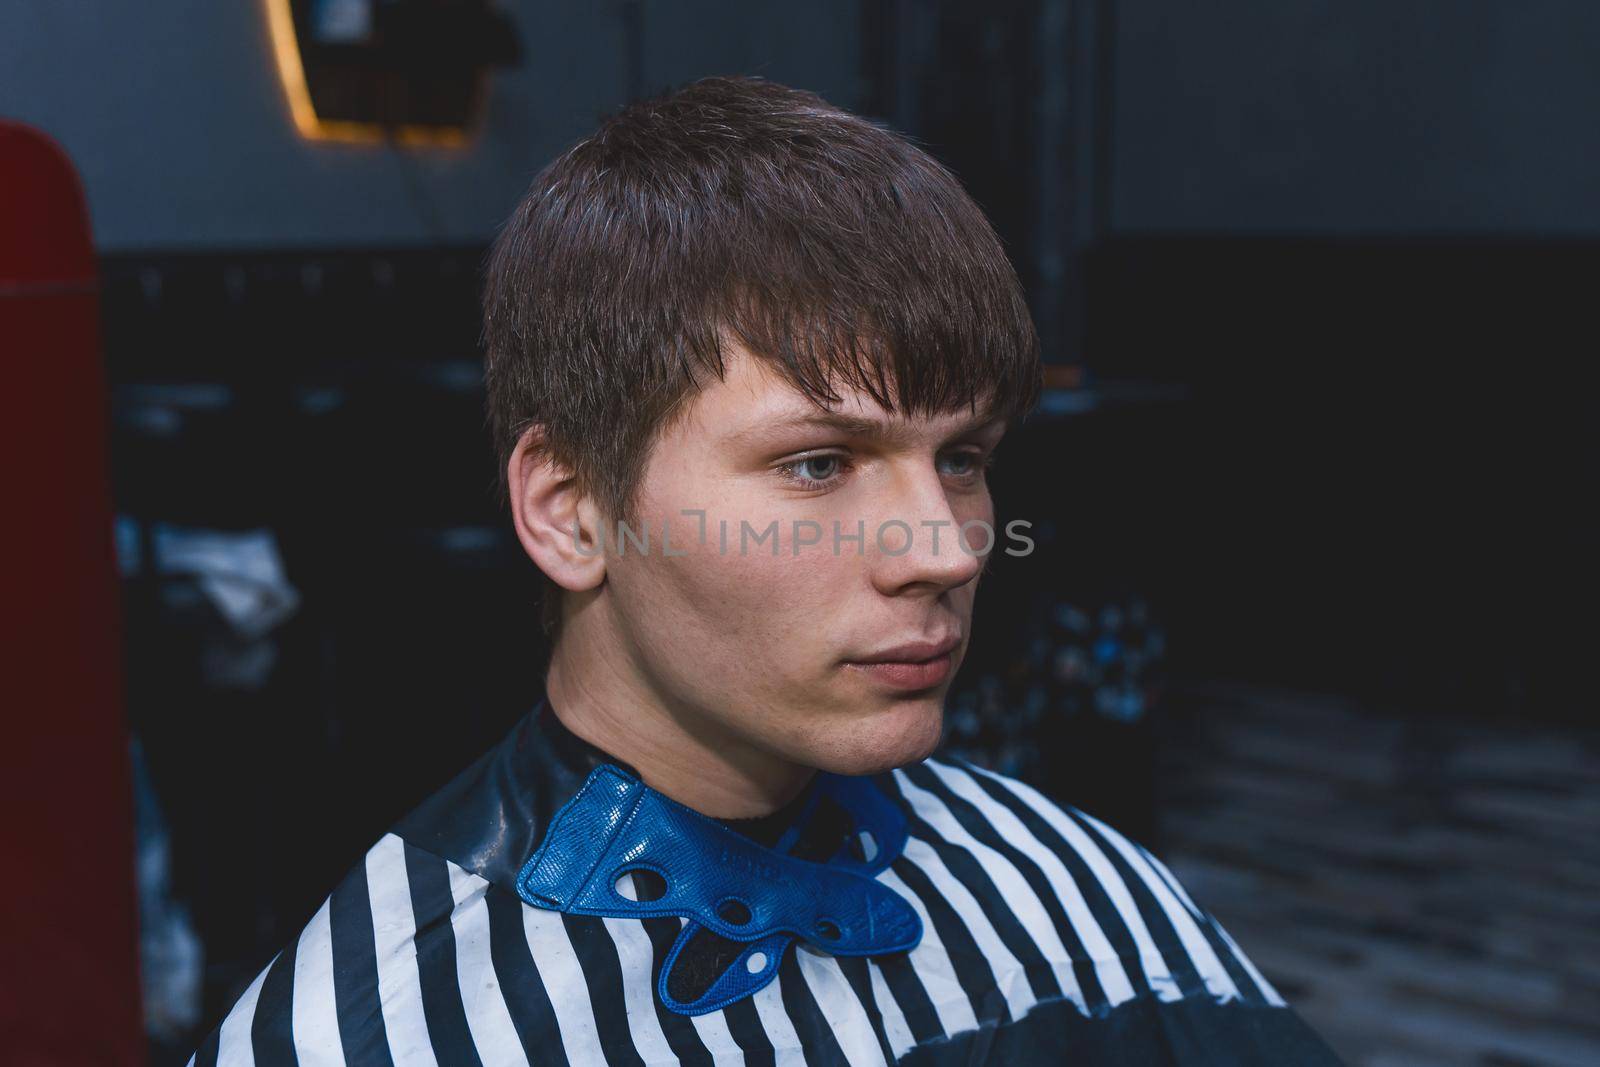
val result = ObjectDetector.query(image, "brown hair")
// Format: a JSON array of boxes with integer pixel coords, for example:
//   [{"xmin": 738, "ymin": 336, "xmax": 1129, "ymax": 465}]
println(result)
[{"xmin": 483, "ymin": 75, "xmax": 1041, "ymax": 638}]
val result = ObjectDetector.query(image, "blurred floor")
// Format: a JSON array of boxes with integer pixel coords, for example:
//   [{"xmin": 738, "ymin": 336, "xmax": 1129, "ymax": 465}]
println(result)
[{"xmin": 1154, "ymin": 682, "xmax": 1600, "ymax": 1067}]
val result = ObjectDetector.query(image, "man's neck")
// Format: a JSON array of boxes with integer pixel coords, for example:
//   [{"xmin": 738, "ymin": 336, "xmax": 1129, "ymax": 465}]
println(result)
[{"xmin": 543, "ymin": 621, "xmax": 817, "ymax": 819}]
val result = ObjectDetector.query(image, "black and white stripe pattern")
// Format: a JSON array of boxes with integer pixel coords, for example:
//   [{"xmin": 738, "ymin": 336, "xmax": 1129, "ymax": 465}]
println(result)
[{"xmin": 191, "ymin": 757, "xmax": 1288, "ymax": 1065}]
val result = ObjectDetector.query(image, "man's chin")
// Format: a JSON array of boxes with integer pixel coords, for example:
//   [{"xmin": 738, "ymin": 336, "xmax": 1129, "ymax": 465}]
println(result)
[{"xmin": 806, "ymin": 699, "xmax": 946, "ymax": 776}]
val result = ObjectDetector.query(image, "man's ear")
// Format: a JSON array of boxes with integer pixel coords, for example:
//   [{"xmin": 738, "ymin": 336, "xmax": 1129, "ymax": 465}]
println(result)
[{"xmin": 507, "ymin": 425, "xmax": 606, "ymax": 593}]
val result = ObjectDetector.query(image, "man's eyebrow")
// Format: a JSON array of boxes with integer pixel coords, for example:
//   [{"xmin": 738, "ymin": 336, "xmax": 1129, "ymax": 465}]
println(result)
[{"xmin": 732, "ymin": 409, "xmax": 1004, "ymax": 445}]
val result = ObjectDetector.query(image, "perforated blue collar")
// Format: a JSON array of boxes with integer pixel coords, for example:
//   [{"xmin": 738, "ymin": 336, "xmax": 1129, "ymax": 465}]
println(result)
[{"xmin": 515, "ymin": 762, "xmax": 923, "ymax": 1015}]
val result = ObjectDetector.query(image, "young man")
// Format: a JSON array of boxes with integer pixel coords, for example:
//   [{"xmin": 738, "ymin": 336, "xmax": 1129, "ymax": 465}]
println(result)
[{"xmin": 190, "ymin": 77, "xmax": 1340, "ymax": 1065}]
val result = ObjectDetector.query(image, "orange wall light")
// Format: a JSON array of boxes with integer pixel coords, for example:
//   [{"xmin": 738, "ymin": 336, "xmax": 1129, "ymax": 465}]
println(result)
[{"xmin": 263, "ymin": 0, "xmax": 471, "ymax": 147}]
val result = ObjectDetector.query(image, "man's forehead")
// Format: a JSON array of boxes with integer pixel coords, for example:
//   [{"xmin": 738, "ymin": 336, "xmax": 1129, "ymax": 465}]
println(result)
[
  {"xmin": 723, "ymin": 402, "xmax": 1003, "ymax": 447},
  {"xmin": 693, "ymin": 343, "xmax": 1004, "ymax": 443}
]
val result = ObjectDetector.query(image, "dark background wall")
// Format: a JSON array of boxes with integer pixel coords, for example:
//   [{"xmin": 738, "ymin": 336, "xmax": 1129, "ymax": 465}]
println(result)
[
  {"xmin": 0, "ymin": 1, "xmax": 861, "ymax": 248},
  {"xmin": 1112, "ymin": 0, "xmax": 1600, "ymax": 234},
  {"xmin": 10, "ymin": 2, "xmax": 1600, "ymax": 247}
]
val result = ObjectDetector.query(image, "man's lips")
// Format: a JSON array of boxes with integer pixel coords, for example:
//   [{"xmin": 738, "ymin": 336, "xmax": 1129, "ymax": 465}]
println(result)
[
  {"xmin": 844, "ymin": 634, "xmax": 960, "ymax": 691},
  {"xmin": 847, "ymin": 634, "xmax": 960, "ymax": 665}
]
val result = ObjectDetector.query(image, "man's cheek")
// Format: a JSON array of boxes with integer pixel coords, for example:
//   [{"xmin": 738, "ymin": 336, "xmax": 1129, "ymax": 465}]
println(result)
[{"xmin": 665, "ymin": 549, "xmax": 771, "ymax": 620}]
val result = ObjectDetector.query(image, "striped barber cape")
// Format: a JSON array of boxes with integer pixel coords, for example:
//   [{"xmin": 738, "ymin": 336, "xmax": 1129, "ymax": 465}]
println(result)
[{"xmin": 188, "ymin": 699, "xmax": 1341, "ymax": 1065}]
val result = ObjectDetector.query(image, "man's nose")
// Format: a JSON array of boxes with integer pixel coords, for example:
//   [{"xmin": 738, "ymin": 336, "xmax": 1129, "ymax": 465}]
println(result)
[{"xmin": 865, "ymin": 466, "xmax": 987, "ymax": 595}]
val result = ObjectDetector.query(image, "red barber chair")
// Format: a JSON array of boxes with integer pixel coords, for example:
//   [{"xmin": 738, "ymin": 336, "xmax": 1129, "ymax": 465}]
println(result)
[{"xmin": 0, "ymin": 119, "xmax": 145, "ymax": 1066}]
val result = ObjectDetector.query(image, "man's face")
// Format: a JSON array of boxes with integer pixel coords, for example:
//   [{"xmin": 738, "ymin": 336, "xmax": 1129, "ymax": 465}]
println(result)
[{"xmin": 597, "ymin": 343, "xmax": 1006, "ymax": 776}]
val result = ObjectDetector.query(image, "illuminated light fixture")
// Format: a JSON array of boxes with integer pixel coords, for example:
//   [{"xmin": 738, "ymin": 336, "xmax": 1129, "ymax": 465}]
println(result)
[{"xmin": 264, "ymin": 0, "xmax": 519, "ymax": 146}]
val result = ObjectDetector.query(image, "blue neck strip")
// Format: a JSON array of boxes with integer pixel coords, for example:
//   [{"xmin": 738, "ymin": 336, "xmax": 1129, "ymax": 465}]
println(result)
[{"xmin": 514, "ymin": 763, "xmax": 922, "ymax": 1015}]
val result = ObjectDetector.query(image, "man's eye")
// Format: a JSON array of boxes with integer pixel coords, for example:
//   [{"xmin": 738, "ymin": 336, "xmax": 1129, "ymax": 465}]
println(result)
[
  {"xmin": 778, "ymin": 454, "xmax": 849, "ymax": 487},
  {"xmin": 939, "ymin": 450, "xmax": 990, "ymax": 480}
]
